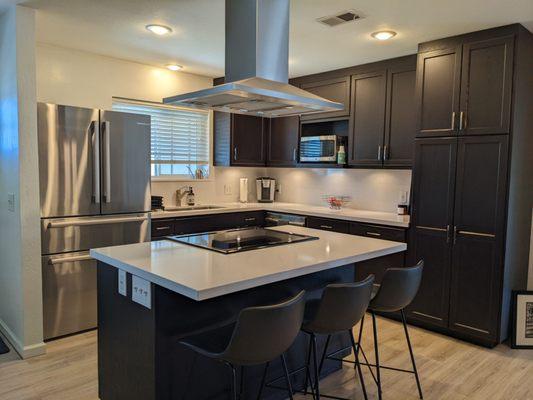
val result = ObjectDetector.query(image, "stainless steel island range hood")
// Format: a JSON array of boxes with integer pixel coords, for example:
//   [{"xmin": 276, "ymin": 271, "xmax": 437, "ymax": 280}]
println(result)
[{"xmin": 163, "ymin": 0, "xmax": 343, "ymax": 117}]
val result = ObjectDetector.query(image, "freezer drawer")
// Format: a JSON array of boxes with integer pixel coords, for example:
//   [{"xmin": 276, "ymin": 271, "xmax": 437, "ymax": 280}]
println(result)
[
  {"xmin": 41, "ymin": 213, "xmax": 150, "ymax": 254},
  {"xmin": 42, "ymin": 251, "xmax": 97, "ymax": 340}
]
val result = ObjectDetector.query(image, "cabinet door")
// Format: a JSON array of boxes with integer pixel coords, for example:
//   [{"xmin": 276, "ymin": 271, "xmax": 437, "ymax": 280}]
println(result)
[
  {"xmin": 348, "ymin": 71, "xmax": 387, "ymax": 167},
  {"xmin": 415, "ymin": 47, "xmax": 462, "ymax": 137},
  {"xmin": 459, "ymin": 36, "xmax": 514, "ymax": 135},
  {"xmin": 300, "ymin": 76, "xmax": 351, "ymax": 121},
  {"xmin": 384, "ymin": 66, "xmax": 417, "ymax": 167},
  {"xmin": 448, "ymin": 136, "xmax": 508, "ymax": 340},
  {"xmin": 231, "ymin": 114, "xmax": 266, "ymax": 166},
  {"xmin": 406, "ymin": 138, "xmax": 457, "ymax": 327},
  {"xmin": 267, "ymin": 116, "xmax": 300, "ymax": 166}
]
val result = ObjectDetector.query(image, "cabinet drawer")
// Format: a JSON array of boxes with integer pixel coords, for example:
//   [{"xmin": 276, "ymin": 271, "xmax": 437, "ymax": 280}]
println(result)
[
  {"xmin": 306, "ymin": 217, "xmax": 350, "ymax": 233},
  {"xmin": 233, "ymin": 211, "xmax": 265, "ymax": 228},
  {"xmin": 349, "ymin": 223, "xmax": 406, "ymax": 242},
  {"xmin": 151, "ymin": 219, "xmax": 175, "ymax": 238}
]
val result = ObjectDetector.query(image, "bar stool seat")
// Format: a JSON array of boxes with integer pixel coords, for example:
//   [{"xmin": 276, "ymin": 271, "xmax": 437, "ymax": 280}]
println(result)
[
  {"xmin": 359, "ymin": 260, "xmax": 424, "ymax": 400},
  {"xmin": 301, "ymin": 275, "xmax": 375, "ymax": 400},
  {"xmin": 178, "ymin": 291, "xmax": 306, "ymax": 400}
]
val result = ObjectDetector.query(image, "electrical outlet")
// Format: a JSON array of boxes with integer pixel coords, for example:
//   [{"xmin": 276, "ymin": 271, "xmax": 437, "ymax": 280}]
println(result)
[
  {"xmin": 132, "ymin": 275, "xmax": 151, "ymax": 309},
  {"xmin": 276, "ymin": 183, "xmax": 282, "ymax": 194},
  {"xmin": 118, "ymin": 269, "xmax": 127, "ymax": 296},
  {"xmin": 7, "ymin": 193, "xmax": 15, "ymax": 212},
  {"xmin": 224, "ymin": 184, "xmax": 232, "ymax": 195}
]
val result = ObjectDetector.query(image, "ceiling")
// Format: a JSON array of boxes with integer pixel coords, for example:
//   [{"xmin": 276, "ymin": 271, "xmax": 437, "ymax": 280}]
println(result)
[{"xmin": 17, "ymin": 0, "xmax": 533, "ymax": 78}]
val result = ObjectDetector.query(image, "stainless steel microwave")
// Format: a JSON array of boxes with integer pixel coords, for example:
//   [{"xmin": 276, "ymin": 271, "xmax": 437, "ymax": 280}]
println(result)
[{"xmin": 299, "ymin": 135, "xmax": 341, "ymax": 162}]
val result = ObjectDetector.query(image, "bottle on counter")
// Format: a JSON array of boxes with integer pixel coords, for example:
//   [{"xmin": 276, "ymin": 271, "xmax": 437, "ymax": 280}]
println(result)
[
  {"xmin": 186, "ymin": 187, "xmax": 195, "ymax": 206},
  {"xmin": 337, "ymin": 145, "xmax": 346, "ymax": 165}
]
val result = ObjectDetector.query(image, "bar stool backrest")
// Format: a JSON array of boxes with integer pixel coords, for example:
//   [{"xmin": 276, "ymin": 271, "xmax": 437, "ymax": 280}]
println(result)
[
  {"xmin": 370, "ymin": 260, "xmax": 424, "ymax": 313},
  {"xmin": 221, "ymin": 291, "xmax": 306, "ymax": 366},
  {"xmin": 304, "ymin": 274, "xmax": 375, "ymax": 334}
]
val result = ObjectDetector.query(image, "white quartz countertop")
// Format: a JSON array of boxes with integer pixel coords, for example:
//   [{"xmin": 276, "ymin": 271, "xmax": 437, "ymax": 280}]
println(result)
[
  {"xmin": 90, "ymin": 226, "xmax": 407, "ymax": 301},
  {"xmin": 151, "ymin": 202, "xmax": 410, "ymax": 228}
]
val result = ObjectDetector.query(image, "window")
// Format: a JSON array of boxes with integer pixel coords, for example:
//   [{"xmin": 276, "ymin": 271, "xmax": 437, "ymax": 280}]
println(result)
[{"xmin": 112, "ymin": 98, "xmax": 210, "ymax": 180}]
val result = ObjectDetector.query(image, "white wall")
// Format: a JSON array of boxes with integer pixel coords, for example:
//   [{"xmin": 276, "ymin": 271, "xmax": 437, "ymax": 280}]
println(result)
[
  {"xmin": 36, "ymin": 43, "xmax": 212, "ymax": 110},
  {"xmin": 0, "ymin": 5, "xmax": 44, "ymax": 358}
]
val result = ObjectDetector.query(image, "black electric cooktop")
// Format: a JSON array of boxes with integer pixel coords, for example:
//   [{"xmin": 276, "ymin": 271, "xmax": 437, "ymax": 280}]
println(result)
[{"xmin": 167, "ymin": 227, "xmax": 318, "ymax": 254}]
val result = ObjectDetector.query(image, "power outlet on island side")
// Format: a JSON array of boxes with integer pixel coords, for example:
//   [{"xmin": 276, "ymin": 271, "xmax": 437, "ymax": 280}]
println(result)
[{"xmin": 132, "ymin": 275, "xmax": 151, "ymax": 309}]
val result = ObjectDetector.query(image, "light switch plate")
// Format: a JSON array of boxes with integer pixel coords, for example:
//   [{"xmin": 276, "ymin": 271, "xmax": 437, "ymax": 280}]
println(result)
[
  {"xmin": 7, "ymin": 193, "xmax": 15, "ymax": 212},
  {"xmin": 118, "ymin": 269, "xmax": 127, "ymax": 296},
  {"xmin": 132, "ymin": 275, "xmax": 151, "ymax": 309}
]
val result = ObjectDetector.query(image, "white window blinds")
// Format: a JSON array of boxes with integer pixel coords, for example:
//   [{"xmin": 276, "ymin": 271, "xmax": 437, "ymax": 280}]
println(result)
[{"xmin": 112, "ymin": 99, "xmax": 210, "ymax": 166}]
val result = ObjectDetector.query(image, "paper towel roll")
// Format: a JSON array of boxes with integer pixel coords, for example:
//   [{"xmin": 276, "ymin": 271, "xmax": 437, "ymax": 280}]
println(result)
[{"xmin": 239, "ymin": 178, "xmax": 248, "ymax": 203}]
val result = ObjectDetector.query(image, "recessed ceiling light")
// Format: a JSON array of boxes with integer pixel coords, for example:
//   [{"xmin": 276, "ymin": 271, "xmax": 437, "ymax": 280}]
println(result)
[
  {"xmin": 146, "ymin": 24, "xmax": 172, "ymax": 35},
  {"xmin": 166, "ymin": 64, "xmax": 183, "ymax": 71},
  {"xmin": 371, "ymin": 30, "xmax": 397, "ymax": 41}
]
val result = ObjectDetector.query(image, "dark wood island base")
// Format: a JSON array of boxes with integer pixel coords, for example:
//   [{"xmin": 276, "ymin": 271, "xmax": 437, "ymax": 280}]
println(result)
[{"xmin": 97, "ymin": 261, "xmax": 357, "ymax": 400}]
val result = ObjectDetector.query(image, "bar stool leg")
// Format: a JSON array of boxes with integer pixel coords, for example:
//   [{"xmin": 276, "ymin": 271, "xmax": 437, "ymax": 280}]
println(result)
[
  {"xmin": 355, "ymin": 314, "xmax": 365, "ymax": 370},
  {"xmin": 318, "ymin": 334, "xmax": 331, "ymax": 375},
  {"xmin": 349, "ymin": 330, "xmax": 368, "ymax": 400},
  {"xmin": 312, "ymin": 333, "xmax": 321, "ymax": 400},
  {"xmin": 303, "ymin": 336, "xmax": 312, "ymax": 396},
  {"xmin": 225, "ymin": 362, "xmax": 238, "ymax": 400},
  {"xmin": 256, "ymin": 362, "xmax": 269, "ymax": 400},
  {"xmin": 280, "ymin": 353, "xmax": 295, "ymax": 400},
  {"xmin": 371, "ymin": 312, "xmax": 382, "ymax": 400},
  {"xmin": 401, "ymin": 310, "xmax": 423, "ymax": 399}
]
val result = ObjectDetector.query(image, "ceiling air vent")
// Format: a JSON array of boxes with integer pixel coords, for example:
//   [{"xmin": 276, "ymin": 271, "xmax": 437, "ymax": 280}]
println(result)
[{"xmin": 317, "ymin": 10, "xmax": 362, "ymax": 27}]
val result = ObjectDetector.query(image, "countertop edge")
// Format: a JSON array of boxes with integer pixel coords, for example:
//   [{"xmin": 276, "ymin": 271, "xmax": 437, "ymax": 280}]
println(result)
[
  {"xmin": 151, "ymin": 203, "xmax": 410, "ymax": 228},
  {"xmin": 90, "ymin": 242, "xmax": 406, "ymax": 301}
]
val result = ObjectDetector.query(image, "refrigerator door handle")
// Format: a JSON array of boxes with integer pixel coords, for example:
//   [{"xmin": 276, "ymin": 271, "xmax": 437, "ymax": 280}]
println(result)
[
  {"xmin": 102, "ymin": 120, "xmax": 112, "ymax": 203},
  {"xmin": 47, "ymin": 215, "xmax": 149, "ymax": 228},
  {"xmin": 91, "ymin": 121, "xmax": 100, "ymax": 204},
  {"xmin": 48, "ymin": 253, "xmax": 93, "ymax": 265}
]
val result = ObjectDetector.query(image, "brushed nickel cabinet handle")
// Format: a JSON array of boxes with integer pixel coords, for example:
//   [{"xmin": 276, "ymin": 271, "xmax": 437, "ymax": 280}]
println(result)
[
  {"xmin": 293, "ymin": 148, "xmax": 297, "ymax": 161},
  {"xmin": 377, "ymin": 145, "xmax": 382, "ymax": 161},
  {"xmin": 453, "ymin": 226, "xmax": 458, "ymax": 244},
  {"xmin": 244, "ymin": 218, "xmax": 256, "ymax": 222},
  {"xmin": 320, "ymin": 225, "xmax": 333, "ymax": 229},
  {"xmin": 451, "ymin": 112, "xmax": 456, "ymax": 130},
  {"xmin": 383, "ymin": 145, "xmax": 388, "ymax": 161},
  {"xmin": 234, "ymin": 147, "xmax": 238, "ymax": 160},
  {"xmin": 459, "ymin": 112, "xmax": 464, "ymax": 131},
  {"xmin": 446, "ymin": 225, "xmax": 451, "ymax": 244},
  {"xmin": 366, "ymin": 232, "xmax": 381, "ymax": 237},
  {"xmin": 156, "ymin": 226, "xmax": 171, "ymax": 230}
]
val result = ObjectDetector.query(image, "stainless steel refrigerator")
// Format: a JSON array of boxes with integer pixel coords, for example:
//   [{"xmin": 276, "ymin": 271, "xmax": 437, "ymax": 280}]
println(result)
[{"xmin": 38, "ymin": 103, "xmax": 151, "ymax": 340}]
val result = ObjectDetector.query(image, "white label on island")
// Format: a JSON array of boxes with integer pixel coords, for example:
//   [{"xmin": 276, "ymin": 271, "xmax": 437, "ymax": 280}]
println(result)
[{"xmin": 132, "ymin": 275, "xmax": 151, "ymax": 309}]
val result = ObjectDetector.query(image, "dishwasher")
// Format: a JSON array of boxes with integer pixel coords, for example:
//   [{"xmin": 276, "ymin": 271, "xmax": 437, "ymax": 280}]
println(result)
[{"xmin": 265, "ymin": 212, "xmax": 307, "ymax": 227}]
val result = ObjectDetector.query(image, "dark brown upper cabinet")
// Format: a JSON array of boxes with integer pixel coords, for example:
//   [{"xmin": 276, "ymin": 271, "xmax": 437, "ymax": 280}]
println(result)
[
  {"xmin": 416, "ymin": 35, "xmax": 514, "ymax": 138},
  {"xmin": 415, "ymin": 47, "xmax": 462, "ymax": 137},
  {"xmin": 299, "ymin": 76, "xmax": 351, "ymax": 121},
  {"xmin": 348, "ymin": 58, "xmax": 417, "ymax": 168},
  {"xmin": 348, "ymin": 71, "xmax": 387, "ymax": 167},
  {"xmin": 459, "ymin": 36, "xmax": 514, "ymax": 135},
  {"xmin": 267, "ymin": 116, "xmax": 300, "ymax": 167},
  {"xmin": 384, "ymin": 65, "xmax": 417, "ymax": 167},
  {"xmin": 213, "ymin": 112, "xmax": 267, "ymax": 167}
]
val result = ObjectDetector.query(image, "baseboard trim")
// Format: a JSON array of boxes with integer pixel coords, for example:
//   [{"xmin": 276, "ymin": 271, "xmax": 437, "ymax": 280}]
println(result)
[{"xmin": 0, "ymin": 318, "xmax": 46, "ymax": 358}]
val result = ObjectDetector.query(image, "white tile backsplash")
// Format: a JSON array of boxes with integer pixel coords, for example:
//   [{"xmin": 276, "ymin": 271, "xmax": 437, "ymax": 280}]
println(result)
[{"xmin": 152, "ymin": 166, "xmax": 411, "ymax": 213}]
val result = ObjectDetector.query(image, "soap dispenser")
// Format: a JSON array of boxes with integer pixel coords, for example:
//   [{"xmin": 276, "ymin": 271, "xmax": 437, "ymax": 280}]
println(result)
[{"xmin": 186, "ymin": 187, "xmax": 195, "ymax": 206}]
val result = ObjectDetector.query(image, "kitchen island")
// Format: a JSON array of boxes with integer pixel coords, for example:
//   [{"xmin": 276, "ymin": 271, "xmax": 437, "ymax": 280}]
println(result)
[{"xmin": 91, "ymin": 226, "xmax": 406, "ymax": 400}]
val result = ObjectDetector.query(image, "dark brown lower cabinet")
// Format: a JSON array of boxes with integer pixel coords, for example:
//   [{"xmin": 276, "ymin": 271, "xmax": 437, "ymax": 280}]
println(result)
[{"xmin": 408, "ymin": 135, "xmax": 509, "ymax": 346}]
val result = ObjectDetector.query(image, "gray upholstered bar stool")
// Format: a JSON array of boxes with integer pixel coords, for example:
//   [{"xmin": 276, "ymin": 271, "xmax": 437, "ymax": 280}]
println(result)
[
  {"xmin": 301, "ymin": 274, "xmax": 375, "ymax": 400},
  {"xmin": 358, "ymin": 260, "xmax": 424, "ymax": 400},
  {"xmin": 179, "ymin": 291, "xmax": 306, "ymax": 400}
]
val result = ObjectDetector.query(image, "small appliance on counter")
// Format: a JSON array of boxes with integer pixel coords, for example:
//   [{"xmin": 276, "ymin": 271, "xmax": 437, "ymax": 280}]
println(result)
[
  {"xmin": 256, "ymin": 177, "xmax": 276, "ymax": 203},
  {"xmin": 239, "ymin": 178, "xmax": 248, "ymax": 203}
]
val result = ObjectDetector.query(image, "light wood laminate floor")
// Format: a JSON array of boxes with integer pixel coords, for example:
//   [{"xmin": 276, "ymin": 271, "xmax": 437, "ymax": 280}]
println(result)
[{"xmin": 0, "ymin": 316, "xmax": 532, "ymax": 400}]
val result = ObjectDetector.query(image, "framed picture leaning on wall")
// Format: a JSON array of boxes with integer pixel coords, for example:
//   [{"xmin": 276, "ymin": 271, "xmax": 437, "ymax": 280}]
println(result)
[{"xmin": 512, "ymin": 290, "xmax": 533, "ymax": 349}]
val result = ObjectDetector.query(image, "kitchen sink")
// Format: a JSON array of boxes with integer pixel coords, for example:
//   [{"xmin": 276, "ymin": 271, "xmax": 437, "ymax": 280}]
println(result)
[{"xmin": 164, "ymin": 205, "xmax": 226, "ymax": 212}]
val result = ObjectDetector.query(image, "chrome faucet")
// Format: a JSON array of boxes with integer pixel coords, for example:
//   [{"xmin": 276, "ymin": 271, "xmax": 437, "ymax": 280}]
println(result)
[{"xmin": 175, "ymin": 186, "xmax": 190, "ymax": 207}]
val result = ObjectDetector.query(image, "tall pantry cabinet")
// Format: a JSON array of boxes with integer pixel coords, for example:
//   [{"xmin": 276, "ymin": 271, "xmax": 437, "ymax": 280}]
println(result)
[{"xmin": 407, "ymin": 24, "xmax": 533, "ymax": 347}]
